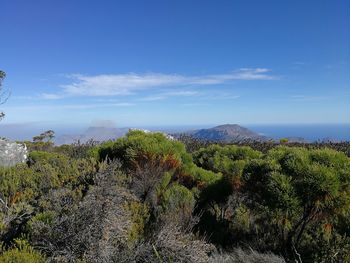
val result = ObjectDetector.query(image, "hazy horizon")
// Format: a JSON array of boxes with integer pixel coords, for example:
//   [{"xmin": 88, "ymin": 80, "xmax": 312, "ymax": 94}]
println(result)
[{"xmin": 1, "ymin": 122, "xmax": 350, "ymax": 142}]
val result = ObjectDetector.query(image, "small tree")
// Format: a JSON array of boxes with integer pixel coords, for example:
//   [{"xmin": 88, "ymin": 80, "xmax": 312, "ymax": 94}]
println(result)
[
  {"xmin": 242, "ymin": 146, "xmax": 350, "ymax": 262},
  {"xmin": 42, "ymin": 130, "xmax": 55, "ymax": 141},
  {"xmin": 280, "ymin": 138, "xmax": 289, "ymax": 144},
  {"xmin": 33, "ymin": 130, "xmax": 55, "ymax": 142}
]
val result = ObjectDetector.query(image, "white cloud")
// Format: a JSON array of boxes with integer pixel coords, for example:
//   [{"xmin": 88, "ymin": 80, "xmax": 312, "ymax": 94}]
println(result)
[
  {"xmin": 181, "ymin": 103, "xmax": 209, "ymax": 107},
  {"xmin": 291, "ymin": 95, "xmax": 331, "ymax": 102},
  {"xmin": 43, "ymin": 68, "xmax": 276, "ymax": 98},
  {"xmin": 41, "ymin": 93, "xmax": 64, "ymax": 100},
  {"xmin": 203, "ymin": 94, "xmax": 240, "ymax": 100},
  {"xmin": 59, "ymin": 103, "xmax": 134, "ymax": 109},
  {"xmin": 12, "ymin": 95, "xmax": 35, "ymax": 100},
  {"xmin": 139, "ymin": 96, "xmax": 166, "ymax": 101},
  {"xmin": 163, "ymin": 91, "xmax": 199, "ymax": 96},
  {"xmin": 5, "ymin": 103, "xmax": 134, "ymax": 111},
  {"xmin": 139, "ymin": 90, "xmax": 199, "ymax": 101}
]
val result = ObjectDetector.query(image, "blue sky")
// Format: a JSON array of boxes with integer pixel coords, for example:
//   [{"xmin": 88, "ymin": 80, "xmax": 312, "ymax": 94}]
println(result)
[{"xmin": 0, "ymin": 0, "xmax": 349, "ymax": 131}]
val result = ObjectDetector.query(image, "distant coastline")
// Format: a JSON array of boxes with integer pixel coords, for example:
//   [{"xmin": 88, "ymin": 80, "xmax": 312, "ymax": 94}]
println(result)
[{"xmin": 1, "ymin": 123, "xmax": 350, "ymax": 143}]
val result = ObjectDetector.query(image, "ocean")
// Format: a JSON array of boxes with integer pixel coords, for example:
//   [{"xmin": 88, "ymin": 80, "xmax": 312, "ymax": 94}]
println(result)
[
  {"xmin": 246, "ymin": 124, "xmax": 350, "ymax": 142},
  {"xmin": 1, "ymin": 123, "xmax": 350, "ymax": 142}
]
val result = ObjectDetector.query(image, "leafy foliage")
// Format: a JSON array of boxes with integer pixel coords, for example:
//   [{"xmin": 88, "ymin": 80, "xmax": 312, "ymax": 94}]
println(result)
[
  {"xmin": 0, "ymin": 131, "xmax": 349, "ymax": 262},
  {"xmin": 0, "ymin": 239, "xmax": 45, "ymax": 263},
  {"xmin": 240, "ymin": 147, "xmax": 350, "ymax": 261}
]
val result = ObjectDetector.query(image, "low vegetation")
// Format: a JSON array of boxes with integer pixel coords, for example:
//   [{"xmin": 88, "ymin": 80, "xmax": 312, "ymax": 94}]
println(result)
[{"xmin": 1, "ymin": 130, "xmax": 350, "ymax": 262}]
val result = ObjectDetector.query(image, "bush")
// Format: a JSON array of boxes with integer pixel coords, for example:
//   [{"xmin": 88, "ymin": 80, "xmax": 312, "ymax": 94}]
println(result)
[
  {"xmin": 97, "ymin": 131, "xmax": 190, "ymax": 165},
  {"xmin": 0, "ymin": 239, "xmax": 45, "ymax": 263},
  {"xmin": 130, "ymin": 223, "xmax": 215, "ymax": 263},
  {"xmin": 242, "ymin": 146, "xmax": 350, "ymax": 261},
  {"xmin": 1, "ymin": 131, "xmax": 350, "ymax": 262},
  {"xmin": 209, "ymin": 248, "xmax": 286, "ymax": 263}
]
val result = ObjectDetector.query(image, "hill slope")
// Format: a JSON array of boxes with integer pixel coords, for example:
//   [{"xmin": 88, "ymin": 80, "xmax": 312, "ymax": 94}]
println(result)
[{"xmin": 185, "ymin": 124, "xmax": 268, "ymax": 142}]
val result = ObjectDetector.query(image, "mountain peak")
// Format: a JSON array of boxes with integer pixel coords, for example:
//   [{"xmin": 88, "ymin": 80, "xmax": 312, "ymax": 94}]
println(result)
[
  {"xmin": 186, "ymin": 124, "xmax": 268, "ymax": 142},
  {"xmin": 212, "ymin": 124, "xmax": 241, "ymax": 130}
]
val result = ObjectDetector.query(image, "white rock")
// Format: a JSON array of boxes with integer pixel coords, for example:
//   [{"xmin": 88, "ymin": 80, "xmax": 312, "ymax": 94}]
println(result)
[{"xmin": 0, "ymin": 139, "xmax": 28, "ymax": 167}]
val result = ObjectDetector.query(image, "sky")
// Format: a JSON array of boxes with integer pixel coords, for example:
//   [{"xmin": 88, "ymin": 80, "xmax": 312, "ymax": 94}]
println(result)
[{"xmin": 0, "ymin": 0, "xmax": 349, "ymax": 133}]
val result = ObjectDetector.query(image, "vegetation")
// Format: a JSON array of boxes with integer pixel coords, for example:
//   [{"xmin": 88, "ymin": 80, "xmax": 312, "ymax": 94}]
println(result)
[
  {"xmin": 0, "ymin": 70, "xmax": 9, "ymax": 121},
  {"xmin": 32, "ymin": 130, "xmax": 55, "ymax": 143},
  {"xmin": 1, "ymin": 131, "xmax": 350, "ymax": 262},
  {"xmin": 177, "ymin": 133, "xmax": 350, "ymax": 157}
]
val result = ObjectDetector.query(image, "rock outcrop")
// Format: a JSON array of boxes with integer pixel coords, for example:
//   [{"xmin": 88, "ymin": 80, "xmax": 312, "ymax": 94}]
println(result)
[{"xmin": 0, "ymin": 139, "xmax": 27, "ymax": 167}]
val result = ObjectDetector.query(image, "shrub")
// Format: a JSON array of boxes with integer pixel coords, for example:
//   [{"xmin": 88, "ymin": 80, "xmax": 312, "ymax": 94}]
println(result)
[
  {"xmin": 97, "ymin": 131, "xmax": 190, "ymax": 165},
  {"xmin": 130, "ymin": 223, "xmax": 215, "ymax": 263},
  {"xmin": 160, "ymin": 184, "xmax": 196, "ymax": 225},
  {"xmin": 209, "ymin": 248, "xmax": 286, "ymax": 263},
  {"xmin": 0, "ymin": 239, "xmax": 45, "ymax": 263},
  {"xmin": 242, "ymin": 146, "xmax": 350, "ymax": 261}
]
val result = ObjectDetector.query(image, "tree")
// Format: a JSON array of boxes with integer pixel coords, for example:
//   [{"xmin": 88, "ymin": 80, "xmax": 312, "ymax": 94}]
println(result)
[
  {"xmin": 0, "ymin": 70, "xmax": 10, "ymax": 121},
  {"xmin": 242, "ymin": 146, "xmax": 350, "ymax": 262},
  {"xmin": 193, "ymin": 145, "xmax": 261, "ymax": 215},
  {"xmin": 33, "ymin": 130, "xmax": 55, "ymax": 142},
  {"xmin": 280, "ymin": 138, "xmax": 289, "ymax": 144},
  {"xmin": 42, "ymin": 130, "xmax": 55, "ymax": 141}
]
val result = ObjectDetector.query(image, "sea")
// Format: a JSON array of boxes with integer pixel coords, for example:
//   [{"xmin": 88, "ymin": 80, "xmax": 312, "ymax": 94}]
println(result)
[
  {"xmin": 157, "ymin": 124, "xmax": 350, "ymax": 142},
  {"xmin": 1, "ymin": 123, "xmax": 350, "ymax": 143},
  {"xmin": 245, "ymin": 124, "xmax": 350, "ymax": 142}
]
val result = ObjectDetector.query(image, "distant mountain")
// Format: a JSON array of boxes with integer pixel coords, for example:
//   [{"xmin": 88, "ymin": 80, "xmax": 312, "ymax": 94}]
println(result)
[
  {"xmin": 55, "ymin": 134, "xmax": 81, "ymax": 145},
  {"xmin": 55, "ymin": 126, "xmax": 129, "ymax": 145},
  {"xmin": 183, "ymin": 124, "xmax": 269, "ymax": 142},
  {"xmin": 82, "ymin": 126, "xmax": 129, "ymax": 141},
  {"xmin": 320, "ymin": 137, "xmax": 340, "ymax": 143},
  {"xmin": 283, "ymin": 137, "xmax": 308, "ymax": 143}
]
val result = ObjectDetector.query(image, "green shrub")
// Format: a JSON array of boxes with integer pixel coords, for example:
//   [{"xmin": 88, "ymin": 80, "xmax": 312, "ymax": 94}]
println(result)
[
  {"xmin": 96, "ymin": 131, "xmax": 190, "ymax": 165},
  {"xmin": 193, "ymin": 144, "xmax": 261, "ymax": 189},
  {"xmin": 242, "ymin": 146, "xmax": 350, "ymax": 260},
  {"xmin": 0, "ymin": 239, "xmax": 45, "ymax": 263},
  {"xmin": 162, "ymin": 184, "xmax": 195, "ymax": 222},
  {"xmin": 193, "ymin": 144, "xmax": 262, "ymax": 174},
  {"xmin": 125, "ymin": 201, "xmax": 150, "ymax": 243}
]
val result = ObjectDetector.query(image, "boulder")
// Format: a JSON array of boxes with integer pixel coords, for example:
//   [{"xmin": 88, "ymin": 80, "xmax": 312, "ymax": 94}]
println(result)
[{"xmin": 0, "ymin": 139, "xmax": 27, "ymax": 167}]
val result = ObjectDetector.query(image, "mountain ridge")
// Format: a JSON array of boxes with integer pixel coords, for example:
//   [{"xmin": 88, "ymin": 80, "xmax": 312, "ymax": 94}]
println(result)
[
  {"xmin": 183, "ymin": 124, "xmax": 269, "ymax": 142},
  {"xmin": 55, "ymin": 126, "xmax": 129, "ymax": 145},
  {"xmin": 55, "ymin": 124, "xmax": 319, "ymax": 145}
]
